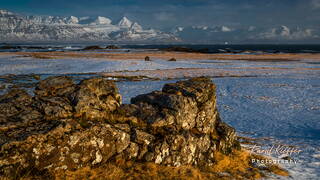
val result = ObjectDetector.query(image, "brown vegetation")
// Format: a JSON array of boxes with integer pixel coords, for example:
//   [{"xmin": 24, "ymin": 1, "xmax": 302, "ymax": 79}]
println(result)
[
  {"xmin": 0, "ymin": 150, "xmax": 285, "ymax": 179},
  {"xmin": 51, "ymin": 150, "xmax": 288, "ymax": 180}
]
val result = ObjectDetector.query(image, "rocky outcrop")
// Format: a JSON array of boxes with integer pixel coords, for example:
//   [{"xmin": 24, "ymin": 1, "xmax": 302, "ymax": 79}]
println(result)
[{"xmin": 0, "ymin": 76, "xmax": 239, "ymax": 177}]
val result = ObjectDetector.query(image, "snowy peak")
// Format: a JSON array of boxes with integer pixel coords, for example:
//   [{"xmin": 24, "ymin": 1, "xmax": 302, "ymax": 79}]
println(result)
[
  {"xmin": 66, "ymin": 16, "xmax": 79, "ymax": 24},
  {"xmin": 0, "ymin": 10, "xmax": 178, "ymax": 42},
  {"xmin": 118, "ymin": 16, "xmax": 132, "ymax": 28},
  {"xmin": 177, "ymin": 27, "xmax": 184, "ymax": 32},
  {"xmin": 130, "ymin": 22, "xmax": 143, "ymax": 31},
  {"xmin": 91, "ymin": 16, "xmax": 112, "ymax": 25}
]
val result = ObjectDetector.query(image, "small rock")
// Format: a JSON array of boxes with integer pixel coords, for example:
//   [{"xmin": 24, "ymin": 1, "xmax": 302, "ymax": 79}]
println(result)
[
  {"xmin": 144, "ymin": 56, "xmax": 151, "ymax": 61},
  {"xmin": 105, "ymin": 45, "xmax": 120, "ymax": 49},
  {"xmin": 83, "ymin": 46, "xmax": 104, "ymax": 50}
]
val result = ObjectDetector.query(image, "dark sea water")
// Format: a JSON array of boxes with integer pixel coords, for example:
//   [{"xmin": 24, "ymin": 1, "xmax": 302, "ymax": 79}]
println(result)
[
  {"xmin": 123, "ymin": 44, "xmax": 320, "ymax": 53},
  {"xmin": 1, "ymin": 43, "xmax": 320, "ymax": 53}
]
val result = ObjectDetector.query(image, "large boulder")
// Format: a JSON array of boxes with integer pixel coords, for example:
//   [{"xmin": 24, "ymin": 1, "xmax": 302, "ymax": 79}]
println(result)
[
  {"xmin": 34, "ymin": 76, "xmax": 75, "ymax": 97},
  {"xmin": 72, "ymin": 78, "xmax": 122, "ymax": 120},
  {"xmin": 34, "ymin": 76, "xmax": 75, "ymax": 120},
  {"xmin": 0, "ymin": 88, "xmax": 57, "ymax": 147},
  {"xmin": 131, "ymin": 77, "xmax": 219, "ymax": 134},
  {"xmin": 130, "ymin": 77, "xmax": 238, "ymax": 166},
  {"xmin": 0, "ymin": 120, "xmax": 131, "ymax": 175},
  {"xmin": 0, "ymin": 76, "xmax": 239, "ymax": 177}
]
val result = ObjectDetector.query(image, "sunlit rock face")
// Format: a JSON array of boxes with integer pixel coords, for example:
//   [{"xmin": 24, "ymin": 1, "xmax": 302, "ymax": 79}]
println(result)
[{"xmin": 0, "ymin": 76, "xmax": 239, "ymax": 176}]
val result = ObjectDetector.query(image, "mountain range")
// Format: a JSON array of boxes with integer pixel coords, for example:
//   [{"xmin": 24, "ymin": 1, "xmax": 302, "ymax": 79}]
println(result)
[
  {"xmin": 172, "ymin": 25, "xmax": 319, "ymax": 44},
  {"xmin": 0, "ymin": 9, "xmax": 319, "ymax": 43},
  {"xmin": 0, "ymin": 9, "xmax": 178, "ymax": 43}
]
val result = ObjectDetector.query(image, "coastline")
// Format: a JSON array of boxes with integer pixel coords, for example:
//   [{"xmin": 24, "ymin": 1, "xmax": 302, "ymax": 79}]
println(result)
[{"xmin": 2, "ymin": 51, "xmax": 320, "ymax": 61}]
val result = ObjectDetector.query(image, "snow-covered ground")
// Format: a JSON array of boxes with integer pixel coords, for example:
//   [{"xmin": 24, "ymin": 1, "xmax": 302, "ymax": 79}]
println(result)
[
  {"xmin": 0, "ymin": 55, "xmax": 318, "ymax": 76},
  {"xmin": 118, "ymin": 77, "xmax": 320, "ymax": 179},
  {"xmin": 0, "ymin": 54, "xmax": 319, "ymax": 179},
  {"xmin": 214, "ymin": 77, "xmax": 320, "ymax": 179}
]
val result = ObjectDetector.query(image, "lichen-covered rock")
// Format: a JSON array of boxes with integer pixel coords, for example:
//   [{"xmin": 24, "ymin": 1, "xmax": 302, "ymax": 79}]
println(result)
[
  {"xmin": 34, "ymin": 76, "xmax": 75, "ymax": 97},
  {"xmin": 128, "ymin": 77, "xmax": 238, "ymax": 166},
  {"xmin": 34, "ymin": 96, "xmax": 73, "ymax": 120},
  {"xmin": 0, "ymin": 121, "xmax": 130, "ymax": 175},
  {"xmin": 131, "ymin": 91, "xmax": 198, "ymax": 131},
  {"xmin": 152, "ymin": 133, "xmax": 212, "ymax": 166},
  {"xmin": 131, "ymin": 77, "xmax": 220, "ymax": 134},
  {"xmin": 0, "ymin": 76, "xmax": 239, "ymax": 177},
  {"xmin": 163, "ymin": 77, "xmax": 219, "ymax": 134},
  {"xmin": 0, "ymin": 89, "xmax": 33, "ymax": 120},
  {"xmin": 0, "ymin": 89, "xmax": 58, "ymax": 147},
  {"xmin": 33, "ymin": 76, "xmax": 75, "ymax": 120},
  {"xmin": 72, "ymin": 78, "xmax": 122, "ymax": 120}
]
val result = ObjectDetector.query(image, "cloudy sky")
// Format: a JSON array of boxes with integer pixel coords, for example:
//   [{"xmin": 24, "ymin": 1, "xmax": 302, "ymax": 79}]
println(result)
[{"xmin": 1, "ymin": 0, "xmax": 320, "ymax": 43}]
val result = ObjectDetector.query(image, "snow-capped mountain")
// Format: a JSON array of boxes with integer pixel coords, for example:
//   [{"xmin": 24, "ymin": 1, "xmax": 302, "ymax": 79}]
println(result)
[
  {"xmin": 252, "ymin": 25, "xmax": 316, "ymax": 40},
  {"xmin": 0, "ymin": 9, "xmax": 178, "ymax": 42},
  {"xmin": 118, "ymin": 17, "xmax": 132, "ymax": 28},
  {"xmin": 172, "ymin": 25, "xmax": 319, "ymax": 43}
]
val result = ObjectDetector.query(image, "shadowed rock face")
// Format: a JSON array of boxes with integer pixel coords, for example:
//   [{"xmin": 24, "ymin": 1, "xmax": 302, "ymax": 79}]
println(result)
[{"xmin": 0, "ymin": 76, "xmax": 239, "ymax": 176}]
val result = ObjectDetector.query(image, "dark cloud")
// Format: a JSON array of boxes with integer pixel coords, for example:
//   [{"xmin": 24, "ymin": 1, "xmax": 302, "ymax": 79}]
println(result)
[
  {"xmin": 1, "ymin": 0, "xmax": 319, "ymax": 42},
  {"xmin": 1, "ymin": 0, "xmax": 318, "ymax": 27}
]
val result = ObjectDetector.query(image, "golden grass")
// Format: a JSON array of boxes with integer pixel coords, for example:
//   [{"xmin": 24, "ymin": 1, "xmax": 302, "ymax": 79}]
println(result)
[
  {"xmin": 29, "ymin": 53, "xmax": 56, "ymax": 59},
  {"xmin": 1, "ymin": 150, "xmax": 288, "ymax": 179},
  {"xmin": 51, "ymin": 150, "xmax": 288, "ymax": 180}
]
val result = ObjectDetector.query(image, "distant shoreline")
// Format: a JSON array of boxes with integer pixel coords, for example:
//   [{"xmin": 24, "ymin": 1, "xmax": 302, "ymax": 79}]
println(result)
[{"xmin": 2, "ymin": 51, "xmax": 320, "ymax": 61}]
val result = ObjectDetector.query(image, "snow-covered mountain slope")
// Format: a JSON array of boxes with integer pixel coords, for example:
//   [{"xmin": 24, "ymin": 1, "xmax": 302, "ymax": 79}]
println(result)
[
  {"xmin": 0, "ymin": 10, "xmax": 178, "ymax": 43},
  {"xmin": 172, "ymin": 25, "xmax": 319, "ymax": 43}
]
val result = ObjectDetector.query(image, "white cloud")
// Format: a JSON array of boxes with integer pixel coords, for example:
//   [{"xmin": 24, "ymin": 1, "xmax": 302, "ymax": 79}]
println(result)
[
  {"xmin": 248, "ymin": 26, "xmax": 256, "ymax": 31},
  {"xmin": 255, "ymin": 26, "xmax": 315, "ymax": 40},
  {"xmin": 311, "ymin": 0, "xmax": 320, "ymax": 9},
  {"xmin": 280, "ymin": 25, "xmax": 290, "ymax": 37},
  {"xmin": 290, "ymin": 29, "xmax": 313, "ymax": 39}
]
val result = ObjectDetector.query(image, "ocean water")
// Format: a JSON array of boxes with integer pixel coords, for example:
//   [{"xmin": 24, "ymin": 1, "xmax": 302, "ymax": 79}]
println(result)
[
  {"xmin": 123, "ymin": 44, "xmax": 320, "ymax": 54},
  {"xmin": 1, "ymin": 43, "xmax": 320, "ymax": 54}
]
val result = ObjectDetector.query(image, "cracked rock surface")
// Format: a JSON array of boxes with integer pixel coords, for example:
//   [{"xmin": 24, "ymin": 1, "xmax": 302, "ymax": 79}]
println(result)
[{"xmin": 0, "ymin": 76, "xmax": 239, "ymax": 176}]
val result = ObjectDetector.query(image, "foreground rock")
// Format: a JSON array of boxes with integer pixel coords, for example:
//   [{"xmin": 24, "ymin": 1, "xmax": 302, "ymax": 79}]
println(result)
[{"xmin": 0, "ymin": 76, "xmax": 239, "ymax": 177}]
